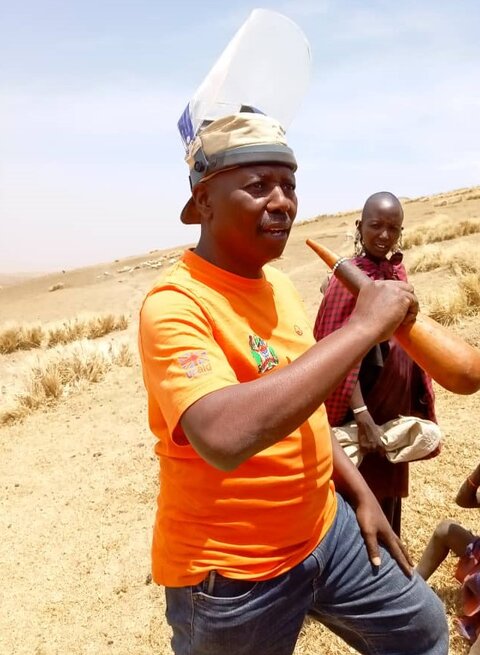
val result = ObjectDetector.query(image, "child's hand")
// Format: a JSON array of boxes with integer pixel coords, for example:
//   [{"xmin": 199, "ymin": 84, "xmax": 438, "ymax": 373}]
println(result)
[
  {"xmin": 355, "ymin": 411, "xmax": 386, "ymax": 454},
  {"xmin": 456, "ymin": 466, "xmax": 480, "ymax": 508},
  {"xmin": 469, "ymin": 463, "xmax": 480, "ymax": 486}
]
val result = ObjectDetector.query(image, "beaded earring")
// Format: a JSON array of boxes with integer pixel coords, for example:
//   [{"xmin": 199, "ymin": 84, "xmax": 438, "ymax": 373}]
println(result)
[
  {"xmin": 391, "ymin": 229, "xmax": 404, "ymax": 255},
  {"xmin": 353, "ymin": 221, "xmax": 364, "ymax": 256},
  {"xmin": 389, "ymin": 229, "xmax": 404, "ymax": 264}
]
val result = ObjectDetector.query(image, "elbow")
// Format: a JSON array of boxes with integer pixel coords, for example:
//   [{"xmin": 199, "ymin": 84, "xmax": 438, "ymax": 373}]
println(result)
[
  {"xmin": 456, "ymin": 497, "xmax": 477, "ymax": 509},
  {"xmin": 181, "ymin": 409, "xmax": 258, "ymax": 471},
  {"xmin": 197, "ymin": 446, "xmax": 246, "ymax": 472},
  {"xmin": 183, "ymin": 427, "xmax": 248, "ymax": 472},
  {"xmin": 210, "ymin": 455, "xmax": 243, "ymax": 472},
  {"xmin": 455, "ymin": 491, "xmax": 477, "ymax": 508}
]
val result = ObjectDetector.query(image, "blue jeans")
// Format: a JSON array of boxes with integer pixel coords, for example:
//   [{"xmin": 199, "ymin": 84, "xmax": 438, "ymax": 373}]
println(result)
[{"xmin": 165, "ymin": 494, "xmax": 448, "ymax": 654}]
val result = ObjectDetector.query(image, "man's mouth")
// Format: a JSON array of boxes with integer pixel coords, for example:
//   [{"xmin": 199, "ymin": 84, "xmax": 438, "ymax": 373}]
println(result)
[
  {"xmin": 260, "ymin": 216, "xmax": 292, "ymax": 238},
  {"xmin": 264, "ymin": 226, "xmax": 290, "ymax": 236}
]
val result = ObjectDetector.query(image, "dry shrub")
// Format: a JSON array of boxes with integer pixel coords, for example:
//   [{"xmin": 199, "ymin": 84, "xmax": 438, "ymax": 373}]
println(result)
[
  {"xmin": 459, "ymin": 273, "xmax": 480, "ymax": 308},
  {"xmin": 449, "ymin": 259, "xmax": 480, "ymax": 276},
  {"xmin": 48, "ymin": 282, "xmax": 64, "ymax": 292},
  {"xmin": 403, "ymin": 231, "xmax": 425, "ymax": 249},
  {"xmin": 409, "ymin": 247, "xmax": 445, "ymax": 273},
  {"xmin": 85, "ymin": 313, "xmax": 129, "ymax": 339},
  {"xmin": 46, "ymin": 320, "xmax": 85, "ymax": 347},
  {"xmin": 0, "ymin": 323, "xmax": 44, "ymax": 354},
  {"xmin": 403, "ymin": 219, "xmax": 480, "ymax": 250},
  {"xmin": 409, "ymin": 247, "xmax": 480, "ymax": 275},
  {"xmin": 452, "ymin": 220, "xmax": 480, "ymax": 238},
  {"xmin": 0, "ymin": 340, "xmax": 135, "ymax": 426},
  {"xmin": 46, "ymin": 314, "xmax": 129, "ymax": 347},
  {"xmin": 1, "ymin": 314, "xmax": 129, "ymax": 354},
  {"xmin": 113, "ymin": 342, "xmax": 136, "ymax": 367},
  {"xmin": 427, "ymin": 290, "xmax": 469, "ymax": 325},
  {"xmin": 427, "ymin": 273, "xmax": 480, "ymax": 325}
]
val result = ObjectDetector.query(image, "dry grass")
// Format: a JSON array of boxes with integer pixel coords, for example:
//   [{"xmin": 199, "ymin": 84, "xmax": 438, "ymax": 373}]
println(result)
[
  {"xmin": 460, "ymin": 273, "xmax": 480, "ymax": 308},
  {"xmin": 48, "ymin": 282, "xmax": 64, "ymax": 292},
  {"xmin": 0, "ymin": 340, "xmax": 136, "ymax": 426},
  {"xmin": 428, "ymin": 290, "xmax": 470, "ymax": 325},
  {"xmin": 0, "ymin": 313, "xmax": 129, "ymax": 354},
  {"xmin": 46, "ymin": 320, "xmax": 83, "ymax": 346},
  {"xmin": 46, "ymin": 313, "xmax": 128, "ymax": 346},
  {"xmin": 409, "ymin": 246, "xmax": 480, "ymax": 275},
  {"xmin": 409, "ymin": 246, "xmax": 445, "ymax": 272},
  {"xmin": 403, "ymin": 219, "xmax": 480, "ymax": 250},
  {"xmin": 0, "ymin": 323, "xmax": 44, "ymax": 354},
  {"xmin": 427, "ymin": 273, "xmax": 480, "ymax": 325}
]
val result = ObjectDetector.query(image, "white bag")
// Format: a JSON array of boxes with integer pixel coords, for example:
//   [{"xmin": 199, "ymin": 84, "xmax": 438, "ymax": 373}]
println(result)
[{"xmin": 332, "ymin": 416, "xmax": 442, "ymax": 467}]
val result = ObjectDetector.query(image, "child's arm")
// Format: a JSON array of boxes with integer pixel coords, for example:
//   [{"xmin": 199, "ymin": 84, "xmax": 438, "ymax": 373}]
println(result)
[
  {"xmin": 416, "ymin": 520, "xmax": 474, "ymax": 580},
  {"xmin": 456, "ymin": 463, "xmax": 480, "ymax": 508}
]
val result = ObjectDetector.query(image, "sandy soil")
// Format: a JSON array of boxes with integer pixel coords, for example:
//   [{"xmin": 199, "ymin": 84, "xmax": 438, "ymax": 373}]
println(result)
[{"xmin": 1, "ymin": 187, "xmax": 480, "ymax": 654}]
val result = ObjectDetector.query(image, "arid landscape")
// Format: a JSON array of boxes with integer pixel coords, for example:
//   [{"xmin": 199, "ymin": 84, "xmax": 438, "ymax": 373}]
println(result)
[{"xmin": 2, "ymin": 185, "xmax": 480, "ymax": 655}]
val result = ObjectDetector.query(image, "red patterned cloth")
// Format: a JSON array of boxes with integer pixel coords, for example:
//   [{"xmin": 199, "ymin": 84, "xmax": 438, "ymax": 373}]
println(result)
[{"xmin": 313, "ymin": 254, "xmax": 436, "ymax": 428}]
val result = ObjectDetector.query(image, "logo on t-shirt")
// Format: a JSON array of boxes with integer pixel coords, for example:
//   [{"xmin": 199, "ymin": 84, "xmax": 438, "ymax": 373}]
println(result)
[
  {"xmin": 177, "ymin": 350, "xmax": 212, "ymax": 378},
  {"xmin": 248, "ymin": 334, "xmax": 279, "ymax": 374}
]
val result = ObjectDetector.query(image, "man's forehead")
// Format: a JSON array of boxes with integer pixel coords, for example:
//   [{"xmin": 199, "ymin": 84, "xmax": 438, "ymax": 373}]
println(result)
[
  {"xmin": 203, "ymin": 163, "xmax": 296, "ymax": 196},
  {"xmin": 232, "ymin": 163, "xmax": 296, "ymax": 179}
]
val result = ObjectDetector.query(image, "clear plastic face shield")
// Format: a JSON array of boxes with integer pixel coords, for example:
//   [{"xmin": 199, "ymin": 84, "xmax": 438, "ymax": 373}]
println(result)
[
  {"xmin": 177, "ymin": 9, "xmax": 312, "ymax": 152},
  {"xmin": 177, "ymin": 9, "xmax": 311, "ymax": 224}
]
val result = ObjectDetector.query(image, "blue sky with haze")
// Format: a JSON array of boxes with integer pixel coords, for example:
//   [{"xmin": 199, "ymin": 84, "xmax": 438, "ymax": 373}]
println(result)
[{"xmin": 2, "ymin": 0, "xmax": 479, "ymax": 272}]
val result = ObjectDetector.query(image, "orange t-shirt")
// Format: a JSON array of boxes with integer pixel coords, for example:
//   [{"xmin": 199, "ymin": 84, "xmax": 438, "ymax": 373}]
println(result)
[{"xmin": 138, "ymin": 249, "xmax": 337, "ymax": 587}]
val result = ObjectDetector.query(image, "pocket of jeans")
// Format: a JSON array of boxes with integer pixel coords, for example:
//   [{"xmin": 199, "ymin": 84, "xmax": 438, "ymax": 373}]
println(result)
[{"xmin": 193, "ymin": 572, "xmax": 259, "ymax": 603}]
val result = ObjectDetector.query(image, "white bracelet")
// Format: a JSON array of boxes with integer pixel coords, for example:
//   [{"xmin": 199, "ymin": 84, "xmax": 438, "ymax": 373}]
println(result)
[
  {"xmin": 352, "ymin": 405, "xmax": 368, "ymax": 415},
  {"xmin": 332, "ymin": 257, "xmax": 348, "ymax": 274}
]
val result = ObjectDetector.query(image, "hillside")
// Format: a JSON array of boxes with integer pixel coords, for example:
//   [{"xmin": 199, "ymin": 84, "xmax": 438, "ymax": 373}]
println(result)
[
  {"xmin": 0, "ymin": 271, "xmax": 46, "ymax": 288},
  {"xmin": 1, "ymin": 185, "xmax": 480, "ymax": 655}
]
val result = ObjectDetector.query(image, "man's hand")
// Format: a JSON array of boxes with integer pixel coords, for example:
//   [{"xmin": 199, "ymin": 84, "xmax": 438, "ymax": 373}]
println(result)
[
  {"xmin": 355, "ymin": 411, "xmax": 385, "ymax": 454},
  {"xmin": 330, "ymin": 434, "xmax": 412, "ymax": 576},
  {"xmin": 355, "ymin": 493, "xmax": 413, "ymax": 576},
  {"xmin": 351, "ymin": 280, "xmax": 419, "ymax": 343}
]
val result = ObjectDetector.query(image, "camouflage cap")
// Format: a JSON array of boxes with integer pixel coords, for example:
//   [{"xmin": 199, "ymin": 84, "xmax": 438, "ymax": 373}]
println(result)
[{"xmin": 181, "ymin": 112, "xmax": 297, "ymax": 224}]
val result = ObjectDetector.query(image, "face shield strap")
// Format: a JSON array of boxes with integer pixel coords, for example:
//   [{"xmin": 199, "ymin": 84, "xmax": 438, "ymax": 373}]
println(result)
[{"xmin": 189, "ymin": 144, "xmax": 297, "ymax": 187}]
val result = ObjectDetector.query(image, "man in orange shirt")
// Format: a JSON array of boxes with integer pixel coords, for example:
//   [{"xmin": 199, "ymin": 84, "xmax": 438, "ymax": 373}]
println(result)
[{"xmin": 139, "ymin": 113, "xmax": 448, "ymax": 654}]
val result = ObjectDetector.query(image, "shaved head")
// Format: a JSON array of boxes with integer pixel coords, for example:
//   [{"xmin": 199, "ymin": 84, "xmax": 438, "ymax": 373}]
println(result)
[
  {"xmin": 357, "ymin": 191, "xmax": 404, "ymax": 260},
  {"xmin": 362, "ymin": 192, "xmax": 403, "ymax": 221}
]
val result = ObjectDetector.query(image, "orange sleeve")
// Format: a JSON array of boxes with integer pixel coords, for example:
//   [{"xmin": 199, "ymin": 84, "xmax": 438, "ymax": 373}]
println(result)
[{"xmin": 138, "ymin": 287, "xmax": 239, "ymax": 436}]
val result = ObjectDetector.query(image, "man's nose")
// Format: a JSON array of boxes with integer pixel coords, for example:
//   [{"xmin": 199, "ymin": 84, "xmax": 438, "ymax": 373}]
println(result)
[{"xmin": 266, "ymin": 186, "xmax": 291, "ymax": 212}]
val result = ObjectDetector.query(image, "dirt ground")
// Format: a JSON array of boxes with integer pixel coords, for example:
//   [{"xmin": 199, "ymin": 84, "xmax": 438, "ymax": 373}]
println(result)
[{"xmin": 1, "ymin": 186, "xmax": 480, "ymax": 654}]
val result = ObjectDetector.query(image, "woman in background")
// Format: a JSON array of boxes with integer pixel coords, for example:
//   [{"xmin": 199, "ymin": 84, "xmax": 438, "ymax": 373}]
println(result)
[{"xmin": 314, "ymin": 191, "xmax": 437, "ymax": 536}]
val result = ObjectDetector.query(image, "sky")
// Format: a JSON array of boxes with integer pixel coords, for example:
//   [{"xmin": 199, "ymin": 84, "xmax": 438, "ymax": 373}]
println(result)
[{"xmin": 1, "ymin": 0, "xmax": 480, "ymax": 272}]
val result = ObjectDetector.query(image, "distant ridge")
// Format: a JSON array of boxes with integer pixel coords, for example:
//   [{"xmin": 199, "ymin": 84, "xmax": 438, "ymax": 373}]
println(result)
[
  {"xmin": 2, "ymin": 185, "xmax": 479, "ymax": 284},
  {"xmin": 0, "ymin": 272, "xmax": 47, "ymax": 287}
]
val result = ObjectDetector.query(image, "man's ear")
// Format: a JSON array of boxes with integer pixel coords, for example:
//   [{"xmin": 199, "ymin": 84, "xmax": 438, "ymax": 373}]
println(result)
[{"xmin": 192, "ymin": 183, "xmax": 212, "ymax": 220}]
